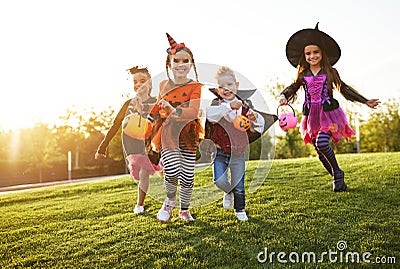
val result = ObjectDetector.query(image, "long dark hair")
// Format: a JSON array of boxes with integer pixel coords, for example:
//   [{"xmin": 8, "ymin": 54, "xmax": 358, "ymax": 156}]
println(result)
[
  {"xmin": 296, "ymin": 46, "xmax": 341, "ymax": 95},
  {"xmin": 165, "ymin": 47, "xmax": 199, "ymax": 82}
]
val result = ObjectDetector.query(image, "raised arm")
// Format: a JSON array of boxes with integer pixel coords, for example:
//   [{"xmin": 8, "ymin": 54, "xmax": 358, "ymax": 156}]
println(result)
[
  {"xmin": 95, "ymin": 100, "xmax": 130, "ymax": 158},
  {"xmin": 335, "ymin": 69, "xmax": 380, "ymax": 108}
]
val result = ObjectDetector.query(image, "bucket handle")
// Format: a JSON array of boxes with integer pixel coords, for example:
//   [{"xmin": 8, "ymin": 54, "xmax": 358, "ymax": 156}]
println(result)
[
  {"xmin": 128, "ymin": 99, "xmax": 143, "ymax": 127},
  {"xmin": 277, "ymin": 104, "xmax": 295, "ymax": 116}
]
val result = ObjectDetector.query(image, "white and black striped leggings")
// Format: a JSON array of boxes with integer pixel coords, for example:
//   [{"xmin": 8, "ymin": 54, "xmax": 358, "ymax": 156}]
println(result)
[{"xmin": 161, "ymin": 148, "xmax": 196, "ymax": 210}]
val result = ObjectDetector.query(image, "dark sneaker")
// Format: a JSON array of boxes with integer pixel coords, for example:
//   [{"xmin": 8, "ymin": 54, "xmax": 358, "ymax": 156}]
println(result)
[
  {"xmin": 333, "ymin": 169, "xmax": 347, "ymax": 192},
  {"xmin": 333, "ymin": 181, "xmax": 347, "ymax": 192}
]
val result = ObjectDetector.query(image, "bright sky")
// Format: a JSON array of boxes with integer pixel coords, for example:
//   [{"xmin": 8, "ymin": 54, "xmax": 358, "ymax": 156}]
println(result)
[{"xmin": 1, "ymin": 0, "xmax": 399, "ymax": 131}]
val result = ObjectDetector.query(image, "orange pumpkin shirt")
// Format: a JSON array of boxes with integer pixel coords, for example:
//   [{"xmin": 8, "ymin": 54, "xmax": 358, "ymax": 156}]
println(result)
[{"xmin": 149, "ymin": 79, "xmax": 204, "ymax": 152}]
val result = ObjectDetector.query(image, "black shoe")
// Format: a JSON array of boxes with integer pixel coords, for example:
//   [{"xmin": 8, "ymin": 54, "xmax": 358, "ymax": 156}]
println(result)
[
  {"xmin": 333, "ymin": 169, "xmax": 347, "ymax": 192},
  {"xmin": 333, "ymin": 181, "xmax": 347, "ymax": 192}
]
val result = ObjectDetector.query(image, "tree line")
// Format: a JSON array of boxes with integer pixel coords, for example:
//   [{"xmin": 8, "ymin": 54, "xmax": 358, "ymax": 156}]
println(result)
[{"xmin": 0, "ymin": 91, "xmax": 398, "ymax": 186}]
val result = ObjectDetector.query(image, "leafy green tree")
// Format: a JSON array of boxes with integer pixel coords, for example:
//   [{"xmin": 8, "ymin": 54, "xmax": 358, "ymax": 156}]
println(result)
[
  {"xmin": 82, "ymin": 107, "xmax": 124, "ymax": 162},
  {"xmin": 360, "ymin": 98, "xmax": 400, "ymax": 152},
  {"xmin": 22, "ymin": 123, "xmax": 64, "ymax": 182},
  {"xmin": 249, "ymin": 131, "xmax": 274, "ymax": 160},
  {"xmin": 0, "ymin": 131, "xmax": 12, "ymax": 160},
  {"xmin": 57, "ymin": 106, "xmax": 124, "ymax": 167}
]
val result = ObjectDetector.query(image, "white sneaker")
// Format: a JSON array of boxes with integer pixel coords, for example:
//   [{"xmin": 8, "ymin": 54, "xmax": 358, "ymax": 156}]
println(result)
[
  {"xmin": 179, "ymin": 210, "xmax": 195, "ymax": 221},
  {"xmin": 223, "ymin": 192, "xmax": 234, "ymax": 209},
  {"xmin": 157, "ymin": 198, "xmax": 176, "ymax": 223},
  {"xmin": 235, "ymin": 210, "xmax": 248, "ymax": 221},
  {"xmin": 134, "ymin": 205, "xmax": 144, "ymax": 214}
]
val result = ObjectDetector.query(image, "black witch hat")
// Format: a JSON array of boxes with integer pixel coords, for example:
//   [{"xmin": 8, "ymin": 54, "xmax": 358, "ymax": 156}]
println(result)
[{"xmin": 286, "ymin": 22, "xmax": 341, "ymax": 68}]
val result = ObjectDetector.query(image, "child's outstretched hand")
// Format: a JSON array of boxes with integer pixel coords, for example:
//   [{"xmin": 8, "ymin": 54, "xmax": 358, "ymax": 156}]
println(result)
[
  {"xmin": 230, "ymin": 100, "xmax": 242, "ymax": 110},
  {"xmin": 279, "ymin": 94, "xmax": 288, "ymax": 106},
  {"xmin": 131, "ymin": 97, "xmax": 143, "ymax": 111},
  {"xmin": 158, "ymin": 99, "xmax": 173, "ymax": 111},
  {"xmin": 95, "ymin": 152, "xmax": 106, "ymax": 160},
  {"xmin": 365, "ymin": 99, "xmax": 380, "ymax": 109},
  {"xmin": 246, "ymin": 109, "xmax": 258, "ymax": 122}
]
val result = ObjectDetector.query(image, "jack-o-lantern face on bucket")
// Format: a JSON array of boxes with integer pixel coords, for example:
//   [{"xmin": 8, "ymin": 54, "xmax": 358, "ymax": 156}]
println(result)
[
  {"xmin": 233, "ymin": 115, "xmax": 250, "ymax": 131},
  {"xmin": 277, "ymin": 105, "xmax": 297, "ymax": 130}
]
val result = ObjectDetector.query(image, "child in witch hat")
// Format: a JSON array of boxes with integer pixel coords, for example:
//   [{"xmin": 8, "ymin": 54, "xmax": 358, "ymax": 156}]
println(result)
[
  {"xmin": 95, "ymin": 66, "xmax": 161, "ymax": 214},
  {"xmin": 206, "ymin": 66, "xmax": 265, "ymax": 221},
  {"xmin": 279, "ymin": 23, "xmax": 380, "ymax": 192},
  {"xmin": 148, "ymin": 33, "xmax": 204, "ymax": 223}
]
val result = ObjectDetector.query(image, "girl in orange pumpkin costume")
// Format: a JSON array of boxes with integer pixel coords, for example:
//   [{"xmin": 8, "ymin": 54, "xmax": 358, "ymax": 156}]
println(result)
[{"xmin": 149, "ymin": 33, "xmax": 203, "ymax": 223}]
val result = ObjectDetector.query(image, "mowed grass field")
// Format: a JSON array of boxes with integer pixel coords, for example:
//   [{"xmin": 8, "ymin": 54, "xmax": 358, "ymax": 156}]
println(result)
[{"xmin": 0, "ymin": 152, "xmax": 399, "ymax": 268}]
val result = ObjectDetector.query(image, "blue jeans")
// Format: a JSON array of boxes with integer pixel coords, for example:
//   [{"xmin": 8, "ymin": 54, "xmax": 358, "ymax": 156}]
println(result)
[{"xmin": 213, "ymin": 148, "xmax": 246, "ymax": 211}]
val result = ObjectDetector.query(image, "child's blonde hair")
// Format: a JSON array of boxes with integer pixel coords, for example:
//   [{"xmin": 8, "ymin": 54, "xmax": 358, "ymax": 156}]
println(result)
[{"xmin": 215, "ymin": 66, "xmax": 237, "ymax": 81}]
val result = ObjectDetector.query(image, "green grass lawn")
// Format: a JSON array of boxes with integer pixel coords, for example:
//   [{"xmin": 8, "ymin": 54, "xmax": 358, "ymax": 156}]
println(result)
[{"xmin": 0, "ymin": 152, "xmax": 399, "ymax": 268}]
